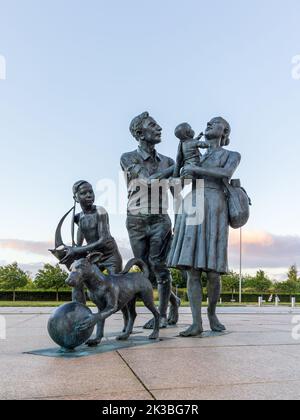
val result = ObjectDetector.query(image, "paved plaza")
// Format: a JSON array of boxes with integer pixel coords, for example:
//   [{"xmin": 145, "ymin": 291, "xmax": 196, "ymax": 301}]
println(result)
[{"xmin": 1, "ymin": 306, "xmax": 300, "ymax": 400}]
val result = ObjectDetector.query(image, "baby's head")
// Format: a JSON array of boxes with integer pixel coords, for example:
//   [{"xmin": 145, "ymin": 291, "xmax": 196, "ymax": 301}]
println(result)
[
  {"xmin": 175, "ymin": 123, "xmax": 195, "ymax": 141},
  {"xmin": 73, "ymin": 180, "xmax": 95, "ymax": 208}
]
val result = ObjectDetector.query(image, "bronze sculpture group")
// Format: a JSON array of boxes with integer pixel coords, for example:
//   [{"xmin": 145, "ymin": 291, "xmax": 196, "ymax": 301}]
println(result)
[{"xmin": 50, "ymin": 112, "xmax": 250, "ymax": 350}]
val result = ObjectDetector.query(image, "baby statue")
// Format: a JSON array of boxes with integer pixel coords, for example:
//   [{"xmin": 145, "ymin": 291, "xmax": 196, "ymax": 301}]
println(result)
[{"xmin": 173, "ymin": 123, "xmax": 208, "ymax": 178}]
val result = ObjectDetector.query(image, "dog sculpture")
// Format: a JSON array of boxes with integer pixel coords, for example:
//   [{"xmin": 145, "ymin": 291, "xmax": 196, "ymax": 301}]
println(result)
[{"xmin": 66, "ymin": 253, "xmax": 160, "ymax": 346}]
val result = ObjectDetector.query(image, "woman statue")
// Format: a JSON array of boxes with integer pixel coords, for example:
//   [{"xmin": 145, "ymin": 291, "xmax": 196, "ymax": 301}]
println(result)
[{"xmin": 168, "ymin": 117, "xmax": 241, "ymax": 337}]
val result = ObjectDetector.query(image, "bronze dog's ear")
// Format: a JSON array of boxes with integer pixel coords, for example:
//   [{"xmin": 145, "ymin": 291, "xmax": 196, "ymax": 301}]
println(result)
[{"xmin": 87, "ymin": 252, "xmax": 103, "ymax": 265}]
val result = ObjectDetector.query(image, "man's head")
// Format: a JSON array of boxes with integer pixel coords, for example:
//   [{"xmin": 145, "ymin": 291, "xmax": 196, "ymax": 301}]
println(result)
[
  {"xmin": 73, "ymin": 180, "xmax": 95, "ymax": 208},
  {"xmin": 175, "ymin": 123, "xmax": 195, "ymax": 141},
  {"xmin": 129, "ymin": 112, "xmax": 162, "ymax": 145}
]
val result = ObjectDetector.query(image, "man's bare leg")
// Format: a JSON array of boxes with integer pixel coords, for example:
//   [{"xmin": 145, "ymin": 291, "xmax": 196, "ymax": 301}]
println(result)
[
  {"xmin": 143, "ymin": 280, "xmax": 171, "ymax": 329},
  {"xmin": 158, "ymin": 280, "xmax": 171, "ymax": 328}
]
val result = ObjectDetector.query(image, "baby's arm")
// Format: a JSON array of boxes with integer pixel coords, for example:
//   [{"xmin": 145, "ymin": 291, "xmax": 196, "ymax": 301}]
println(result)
[
  {"xmin": 194, "ymin": 132, "xmax": 208, "ymax": 149},
  {"xmin": 173, "ymin": 142, "xmax": 183, "ymax": 178},
  {"xmin": 195, "ymin": 132, "xmax": 204, "ymax": 141},
  {"xmin": 196, "ymin": 140, "xmax": 209, "ymax": 149}
]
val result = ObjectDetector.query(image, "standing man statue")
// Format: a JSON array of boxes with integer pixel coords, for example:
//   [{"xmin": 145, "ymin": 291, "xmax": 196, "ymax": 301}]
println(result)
[{"xmin": 121, "ymin": 112, "xmax": 180, "ymax": 328}]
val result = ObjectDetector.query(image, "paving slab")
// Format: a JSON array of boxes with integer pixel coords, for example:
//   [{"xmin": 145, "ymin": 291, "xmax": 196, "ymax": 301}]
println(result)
[
  {"xmin": 1, "ymin": 307, "xmax": 300, "ymax": 400},
  {"xmin": 153, "ymin": 381, "xmax": 300, "ymax": 400},
  {"xmin": 0, "ymin": 352, "xmax": 145, "ymax": 400},
  {"xmin": 41, "ymin": 391, "xmax": 154, "ymax": 400},
  {"xmin": 118, "ymin": 345, "xmax": 300, "ymax": 390}
]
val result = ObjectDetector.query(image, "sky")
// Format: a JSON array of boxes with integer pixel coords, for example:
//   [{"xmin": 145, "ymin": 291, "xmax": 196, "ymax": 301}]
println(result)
[{"xmin": 0, "ymin": 0, "xmax": 300, "ymax": 279}]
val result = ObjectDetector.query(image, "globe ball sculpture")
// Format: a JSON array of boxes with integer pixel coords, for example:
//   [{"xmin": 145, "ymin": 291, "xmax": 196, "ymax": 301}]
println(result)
[{"xmin": 47, "ymin": 302, "xmax": 94, "ymax": 350}]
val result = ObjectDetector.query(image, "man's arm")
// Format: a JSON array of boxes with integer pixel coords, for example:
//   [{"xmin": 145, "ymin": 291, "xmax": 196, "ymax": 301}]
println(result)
[{"xmin": 149, "ymin": 157, "xmax": 175, "ymax": 181}]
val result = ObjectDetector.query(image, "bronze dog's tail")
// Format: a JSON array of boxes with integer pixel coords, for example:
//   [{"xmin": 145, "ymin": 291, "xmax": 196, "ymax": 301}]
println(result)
[{"xmin": 121, "ymin": 258, "xmax": 150, "ymax": 279}]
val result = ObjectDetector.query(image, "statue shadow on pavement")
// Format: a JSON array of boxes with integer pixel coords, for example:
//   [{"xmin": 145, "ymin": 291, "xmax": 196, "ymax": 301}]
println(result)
[{"xmin": 24, "ymin": 333, "xmax": 173, "ymax": 359}]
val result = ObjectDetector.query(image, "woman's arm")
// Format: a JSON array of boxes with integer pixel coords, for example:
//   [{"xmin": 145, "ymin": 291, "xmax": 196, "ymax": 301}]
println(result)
[{"xmin": 182, "ymin": 152, "xmax": 241, "ymax": 180}]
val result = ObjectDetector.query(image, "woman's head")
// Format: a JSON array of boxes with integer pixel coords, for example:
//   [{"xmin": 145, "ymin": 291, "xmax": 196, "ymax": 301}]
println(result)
[{"xmin": 205, "ymin": 117, "xmax": 231, "ymax": 146}]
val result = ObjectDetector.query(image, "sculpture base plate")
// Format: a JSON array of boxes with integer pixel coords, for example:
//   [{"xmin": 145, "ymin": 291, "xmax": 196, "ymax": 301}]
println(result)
[
  {"xmin": 177, "ymin": 330, "xmax": 230, "ymax": 338},
  {"xmin": 200, "ymin": 330, "xmax": 230, "ymax": 338},
  {"xmin": 25, "ymin": 334, "xmax": 170, "ymax": 359}
]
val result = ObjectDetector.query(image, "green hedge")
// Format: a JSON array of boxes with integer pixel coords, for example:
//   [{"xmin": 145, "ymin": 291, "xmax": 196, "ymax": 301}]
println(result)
[
  {"xmin": 0, "ymin": 290, "xmax": 72, "ymax": 302},
  {"xmin": 218, "ymin": 293, "xmax": 300, "ymax": 303},
  {"xmin": 0, "ymin": 289, "xmax": 299, "ymax": 303},
  {"xmin": 174, "ymin": 291, "xmax": 300, "ymax": 303}
]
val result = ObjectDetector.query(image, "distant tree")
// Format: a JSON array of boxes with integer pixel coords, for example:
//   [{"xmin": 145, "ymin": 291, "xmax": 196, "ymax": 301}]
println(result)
[
  {"xmin": 274, "ymin": 280, "xmax": 299, "ymax": 295},
  {"xmin": 0, "ymin": 263, "xmax": 30, "ymax": 301},
  {"xmin": 201, "ymin": 272, "xmax": 208, "ymax": 290},
  {"xmin": 243, "ymin": 270, "xmax": 272, "ymax": 293},
  {"xmin": 170, "ymin": 269, "xmax": 187, "ymax": 289},
  {"xmin": 221, "ymin": 272, "xmax": 240, "ymax": 299},
  {"xmin": 287, "ymin": 265, "xmax": 298, "ymax": 283},
  {"xmin": 23, "ymin": 278, "xmax": 35, "ymax": 290},
  {"xmin": 274, "ymin": 266, "xmax": 300, "ymax": 295},
  {"xmin": 35, "ymin": 264, "xmax": 68, "ymax": 302}
]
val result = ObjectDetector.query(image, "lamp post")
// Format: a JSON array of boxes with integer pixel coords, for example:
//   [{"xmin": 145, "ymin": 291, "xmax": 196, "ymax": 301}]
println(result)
[{"xmin": 239, "ymin": 228, "xmax": 242, "ymax": 304}]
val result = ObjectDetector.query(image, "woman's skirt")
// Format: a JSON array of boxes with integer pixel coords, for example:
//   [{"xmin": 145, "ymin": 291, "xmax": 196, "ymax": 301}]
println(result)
[{"xmin": 167, "ymin": 187, "xmax": 229, "ymax": 274}]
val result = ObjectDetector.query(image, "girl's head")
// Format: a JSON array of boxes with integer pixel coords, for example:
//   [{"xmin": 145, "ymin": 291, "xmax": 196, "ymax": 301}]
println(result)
[
  {"xmin": 205, "ymin": 117, "xmax": 231, "ymax": 146},
  {"xmin": 73, "ymin": 180, "xmax": 95, "ymax": 207},
  {"xmin": 175, "ymin": 123, "xmax": 195, "ymax": 141}
]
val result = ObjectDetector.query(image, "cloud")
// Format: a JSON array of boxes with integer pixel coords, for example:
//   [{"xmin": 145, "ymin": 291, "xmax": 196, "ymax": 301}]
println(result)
[
  {"xmin": 0, "ymin": 238, "xmax": 134, "ymax": 260},
  {"xmin": 0, "ymin": 237, "xmax": 134, "ymax": 275},
  {"xmin": 0, "ymin": 259, "xmax": 47, "ymax": 277},
  {"xmin": 229, "ymin": 230, "xmax": 300, "ymax": 270},
  {"xmin": 0, "ymin": 239, "xmax": 52, "ymax": 257},
  {"xmin": 18, "ymin": 262, "xmax": 46, "ymax": 277},
  {"xmin": 1, "ymin": 231, "xmax": 299, "ymax": 278}
]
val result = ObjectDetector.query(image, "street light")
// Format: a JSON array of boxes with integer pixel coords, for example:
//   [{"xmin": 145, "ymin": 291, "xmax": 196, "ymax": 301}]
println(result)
[{"xmin": 239, "ymin": 227, "xmax": 242, "ymax": 304}]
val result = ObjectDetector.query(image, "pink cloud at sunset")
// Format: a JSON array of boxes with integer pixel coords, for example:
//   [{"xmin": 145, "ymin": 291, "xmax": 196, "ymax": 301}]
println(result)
[
  {"xmin": 229, "ymin": 230, "xmax": 300, "ymax": 269},
  {"xmin": 0, "ymin": 232, "xmax": 299, "ymax": 277}
]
